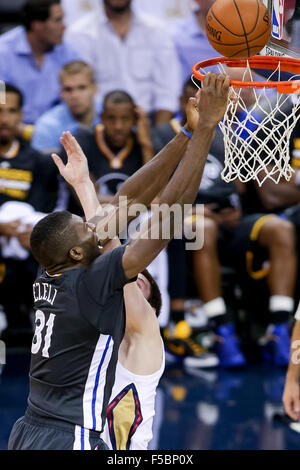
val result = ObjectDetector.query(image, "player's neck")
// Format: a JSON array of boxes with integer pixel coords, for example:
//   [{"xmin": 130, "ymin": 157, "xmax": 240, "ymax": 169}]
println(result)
[{"xmin": 45, "ymin": 261, "xmax": 82, "ymax": 276}]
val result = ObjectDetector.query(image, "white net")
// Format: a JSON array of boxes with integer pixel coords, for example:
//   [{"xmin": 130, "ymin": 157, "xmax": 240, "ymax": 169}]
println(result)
[{"xmin": 193, "ymin": 60, "xmax": 300, "ymax": 187}]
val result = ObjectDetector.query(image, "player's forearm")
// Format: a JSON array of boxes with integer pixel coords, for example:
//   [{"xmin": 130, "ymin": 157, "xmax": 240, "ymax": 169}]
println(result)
[{"xmin": 286, "ymin": 320, "xmax": 300, "ymax": 382}]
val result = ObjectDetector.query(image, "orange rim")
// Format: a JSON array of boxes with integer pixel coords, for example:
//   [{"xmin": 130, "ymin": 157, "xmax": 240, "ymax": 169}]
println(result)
[{"xmin": 192, "ymin": 55, "xmax": 300, "ymax": 94}]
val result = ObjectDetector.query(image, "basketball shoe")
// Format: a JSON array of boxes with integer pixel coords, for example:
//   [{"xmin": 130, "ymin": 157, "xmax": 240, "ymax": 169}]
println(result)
[
  {"xmin": 260, "ymin": 323, "xmax": 290, "ymax": 367},
  {"xmin": 214, "ymin": 323, "xmax": 247, "ymax": 368}
]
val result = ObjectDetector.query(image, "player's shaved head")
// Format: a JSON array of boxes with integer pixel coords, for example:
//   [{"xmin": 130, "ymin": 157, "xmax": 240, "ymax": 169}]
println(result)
[{"xmin": 31, "ymin": 211, "xmax": 77, "ymax": 266}]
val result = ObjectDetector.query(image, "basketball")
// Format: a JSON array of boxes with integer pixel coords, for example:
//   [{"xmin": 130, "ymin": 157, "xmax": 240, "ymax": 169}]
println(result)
[{"xmin": 206, "ymin": 0, "xmax": 272, "ymax": 59}]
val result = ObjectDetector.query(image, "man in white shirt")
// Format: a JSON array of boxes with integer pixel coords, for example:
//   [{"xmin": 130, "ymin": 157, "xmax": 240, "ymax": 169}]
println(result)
[{"xmin": 65, "ymin": 0, "xmax": 181, "ymax": 125}]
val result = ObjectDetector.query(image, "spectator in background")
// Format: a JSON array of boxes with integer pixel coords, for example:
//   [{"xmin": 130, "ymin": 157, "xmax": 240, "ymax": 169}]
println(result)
[
  {"xmin": 32, "ymin": 61, "xmax": 101, "ymax": 154},
  {"xmin": 170, "ymin": 0, "xmax": 221, "ymax": 85},
  {"xmin": 65, "ymin": 0, "xmax": 181, "ymax": 125},
  {"xmin": 0, "ymin": 84, "xmax": 59, "ymax": 343},
  {"xmin": 62, "ymin": 90, "xmax": 154, "ymax": 215},
  {"xmin": 0, "ymin": 0, "xmax": 79, "ymax": 127}
]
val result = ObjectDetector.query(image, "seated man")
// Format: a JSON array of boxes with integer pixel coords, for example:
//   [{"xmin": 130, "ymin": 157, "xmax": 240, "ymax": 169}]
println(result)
[
  {"xmin": 0, "ymin": 0, "xmax": 79, "ymax": 125},
  {"xmin": 32, "ymin": 61, "xmax": 101, "ymax": 154},
  {"xmin": 0, "ymin": 84, "xmax": 60, "ymax": 340}
]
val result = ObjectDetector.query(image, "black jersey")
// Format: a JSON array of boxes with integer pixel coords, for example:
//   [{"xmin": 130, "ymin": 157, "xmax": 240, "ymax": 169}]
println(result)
[
  {"xmin": 0, "ymin": 140, "xmax": 59, "ymax": 212},
  {"xmin": 152, "ymin": 121, "xmax": 240, "ymax": 211},
  {"xmin": 28, "ymin": 245, "xmax": 132, "ymax": 433},
  {"xmin": 62, "ymin": 128, "xmax": 144, "ymax": 215}
]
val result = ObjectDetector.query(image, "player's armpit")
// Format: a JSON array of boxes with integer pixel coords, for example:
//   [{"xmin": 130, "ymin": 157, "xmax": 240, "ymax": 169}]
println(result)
[{"xmin": 124, "ymin": 283, "xmax": 158, "ymax": 335}]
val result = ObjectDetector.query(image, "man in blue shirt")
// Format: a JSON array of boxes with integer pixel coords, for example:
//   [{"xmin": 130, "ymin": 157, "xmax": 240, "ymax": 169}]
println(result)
[
  {"xmin": 170, "ymin": 0, "xmax": 222, "ymax": 85},
  {"xmin": 32, "ymin": 61, "xmax": 101, "ymax": 153},
  {"xmin": 0, "ymin": 0, "xmax": 79, "ymax": 125}
]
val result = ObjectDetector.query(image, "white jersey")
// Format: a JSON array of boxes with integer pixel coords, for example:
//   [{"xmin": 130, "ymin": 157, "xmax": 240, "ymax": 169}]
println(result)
[{"xmin": 102, "ymin": 343, "xmax": 165, "ymax": 450}]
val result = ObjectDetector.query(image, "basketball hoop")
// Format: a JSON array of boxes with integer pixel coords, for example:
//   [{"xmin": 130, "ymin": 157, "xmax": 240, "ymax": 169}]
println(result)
[{"xmin": 192, "ymin": 56, "xmax": 300, "ymax": 186}]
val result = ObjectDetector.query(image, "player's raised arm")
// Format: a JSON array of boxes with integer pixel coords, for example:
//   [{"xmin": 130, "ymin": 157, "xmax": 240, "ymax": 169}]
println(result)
[
  {"xmin": 52, "ymin": 94, "xmax": 201, "ymax": 242},
  {"xmin": 51, "ymin": 132, "xmax": 101, "ymax": 220},
  {"xmin": 122, "ymin": 73, "xmax": 230, "ymax": 280}
]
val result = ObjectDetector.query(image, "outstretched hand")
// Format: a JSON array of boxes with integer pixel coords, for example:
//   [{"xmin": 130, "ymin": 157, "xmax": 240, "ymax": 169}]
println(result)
[{"xmin": 51, "ymin": 131, "xmax": 90, "ymax": 187}]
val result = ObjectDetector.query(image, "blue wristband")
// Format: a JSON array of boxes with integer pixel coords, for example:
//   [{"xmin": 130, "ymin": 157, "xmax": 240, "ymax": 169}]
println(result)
[{"xmin": 181, "ymin": 127, "xmax": 192, "ymax": 139}]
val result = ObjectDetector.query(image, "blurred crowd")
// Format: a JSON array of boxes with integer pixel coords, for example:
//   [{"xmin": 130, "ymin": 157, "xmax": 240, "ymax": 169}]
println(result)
[{"xmin": 0, "ymin": 0, "xmax": 300, "ymax": 371}]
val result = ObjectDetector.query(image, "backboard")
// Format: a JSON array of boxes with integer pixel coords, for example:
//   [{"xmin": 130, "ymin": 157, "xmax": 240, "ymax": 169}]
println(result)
[{"xmin": 262, "ymin": 0, "xmax": 300, "ymax": 57}]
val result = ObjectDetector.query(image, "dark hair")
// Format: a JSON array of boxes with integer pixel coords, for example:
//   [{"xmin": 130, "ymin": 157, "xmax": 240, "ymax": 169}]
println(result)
[
  {"xmin": 60, "ymin": 61, "xmax": 96, "ymax": 84},
  {"xmin": 141, "ymin": 270, "xmax": 162, "ymax": 318},
  {"xmin": 30, "ymin": 211, "xmax": 74, "ymax": 266},
  {"xmin": 103, "ymin": 90, "xmax": 135, "ymax": 108},
  {"xmin": 22, "ymin": 0, "xmax": 61, "ymax": 31},
  {"xmin": 4, "ymin": 83, "xmax": 24, "ymax": 109}
]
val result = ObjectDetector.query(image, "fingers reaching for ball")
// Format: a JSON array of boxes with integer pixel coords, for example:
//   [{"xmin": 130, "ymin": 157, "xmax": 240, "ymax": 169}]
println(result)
[{"xmin": 195, "ymin": 73, "xmax": 230, "ymax": 126}]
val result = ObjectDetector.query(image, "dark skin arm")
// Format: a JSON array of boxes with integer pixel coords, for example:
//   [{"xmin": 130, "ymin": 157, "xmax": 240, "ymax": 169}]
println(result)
[{"xmin": 52, "ymin": 97, "xmax": 200, "ymax": 245}]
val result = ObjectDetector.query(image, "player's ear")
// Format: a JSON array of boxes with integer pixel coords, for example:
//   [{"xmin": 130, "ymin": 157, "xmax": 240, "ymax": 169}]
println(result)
[{"xmin": 69, "ymin": 246, "xmax": 84, "ymax": 261}]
